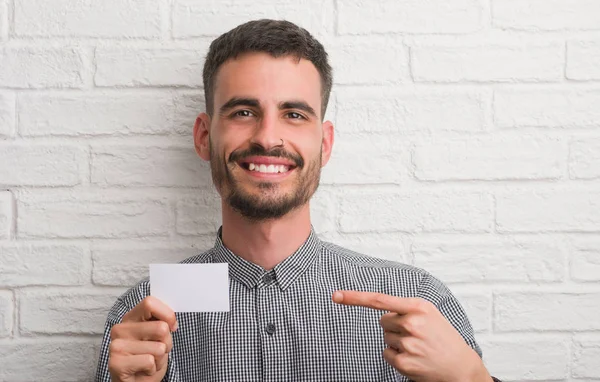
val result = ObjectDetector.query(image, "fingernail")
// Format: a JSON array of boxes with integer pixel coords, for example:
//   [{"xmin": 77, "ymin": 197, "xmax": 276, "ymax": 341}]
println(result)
[
  {"xmin": 172, "ymin": 321, "xmax": 178, "ymax": 332},
  {"xmin": 332, "ymin": 291, "xmax": 343, "ymax": 303}
]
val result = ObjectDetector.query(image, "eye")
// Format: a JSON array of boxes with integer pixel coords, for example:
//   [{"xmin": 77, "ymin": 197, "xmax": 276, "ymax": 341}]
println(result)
[
  {"xmin": 287, "ymin": 112, "xmax": 305, "ymax": 120},
  {"xmin": 233, "ymin": 110, "xmax": 254, "ymax": 118}
]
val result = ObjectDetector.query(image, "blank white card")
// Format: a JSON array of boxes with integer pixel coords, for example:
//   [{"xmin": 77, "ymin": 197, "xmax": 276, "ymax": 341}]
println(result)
[{"xmin": 149, "ymin": 263, "xmax": 230, "ymax": 312}]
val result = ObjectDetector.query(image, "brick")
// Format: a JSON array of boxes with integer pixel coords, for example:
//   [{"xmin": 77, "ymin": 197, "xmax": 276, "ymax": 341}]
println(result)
[
  {"xmin": 413, "ymin": 238, "xmax": 565, "ymax": 283},
  {"xmin": 492, "ymin": 0, "xmax": 600, "ymax": 31},
  {"xmin": 322, "ymin": 135, "xmax": 409, "ymax": 185},
  {"xmin": 0, "ymin": 143, "xmax": 82, "ymax": 186},
  {"xmin": 17, "ymin": 191, "xmax": 171, "ymax": 239},
  {"xmin": 567, "ymin": 40, "xmax": 600, "ymax": 80},
  {"xmin": 411, "ymin": 44, "xmax": 563, "ymax": 83},
  {"xmin": 0, "ymin": 47, "xmax": 83, "ymax": 88},
  {"xmin": 570, "ymin": 138, "xmax": 600, "ymax": 180},
  {"xmin": 310, "ymin": 188, "xmax": 337, "ymax": 235},
  {"xmin": 0, "ymin": 243, "xmax": 88, "ymax": 287},
  {"xmin": 367, "ymin": 244, "xmax": 407, "ymax": 263},
  {"xmin": 0, "ymin": 0, "xmax": 5, "ymax": 41},
  {"xmin": 494, "ymin": 292, "xmax": 600, "ymax": 331},
  {"xmin": 92, "ymin": 245, "xmax": 201, "ymax": 286},
  {"xmin": 337, "ymin": 89, "xmax": 485, "ymax": 134},
  {"xmin": 91, "ymin": 145, "xmax": 211, "ymax": 187},
  {"xmin": 95, "ymin": 48, "xmax": 204, "ymax": 87},
  {"xmin": 496, "ymin": 191, "xmax": 600, "ymax": 233},
  {"xmin": 481, "ymin": 339, "xmax": 568, "ymax": 380},
  {"xmin": 571, "ymin": 240, "xmax": 600, "ymax": 282},
  {"xmin": 327, "ymin": 234, "xmax": 408, "ymax": 263},
  {"xmin": 0, "ymin": 93, "xmax": 15, "ymax": 137},
  {"xmin": 0, "ymin": 290, "xmax": 13, "ymax": 337},
  {"xmin": 494, "ymin": 89, "xmax": 600, "ymax": 129},
  {"xmin": 20, "ymin": 288, "xmax": 123, "ymax": 334},
  {"xmin": 453, "ymin": 293, "xmax": 490, "ymax": 333},
  {"xmin": 414, "ymin": 137, "xmax": 563, "ymax": 181},
  {"xmin": 0, "ymin": 191, "xmax": 10, "ymax": 239},
  {"xmin": 323, "ymin": 89, "xmax": 336, "ymax": 123},
  {"xmin": 572, "ymin": 338, "xmax": 600, "ymax": 379},
  {"xmin": 0, "ymin": 340, "xmax": 98, "ymax": 381},
  {"xmin": 338, "ymin": 0, "xmax": 482, "ymax": 34},
  {"xmin": 172, "ymin": 91, "xmax": 206, "ymax": 135},
  {"xmin": 176, "ymin": 193, "xmax": 222, "ymax": 236},
  {"xmin": 340, "ymin": 191, "xmax": 492, "ymax": 233},
  {"xmin": 329, "ymin": 39, "xmax": 408, "ymax": 85},
  {"xmin": 14, "ymin": 0, "xmax": 161, "ymax": 38},
  {"xmin": 18, "ymin": 93, "xmax": 178, "ymax": 137},
  {"xmin": 173, "ymin": 0, "xmax": 333, "ymax": 38}
]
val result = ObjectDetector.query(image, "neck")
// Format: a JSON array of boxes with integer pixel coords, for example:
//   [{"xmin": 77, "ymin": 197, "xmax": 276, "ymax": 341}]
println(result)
[{"xmin": 220, "ymin": 202, "xmax": 312, "ymax": 270}]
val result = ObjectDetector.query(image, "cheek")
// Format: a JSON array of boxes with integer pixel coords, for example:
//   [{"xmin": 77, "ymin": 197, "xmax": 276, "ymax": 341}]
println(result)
[
  {"xmin": 289, "ymin": 130, "xmax": 322, "ymax": 155},
  {"xmin": 220, "ymin": 126, "xmax": 252, "ymax": 151},
  {"xmin": 210, "ymin": 131, "xmax": 234, "ymax": 159}
]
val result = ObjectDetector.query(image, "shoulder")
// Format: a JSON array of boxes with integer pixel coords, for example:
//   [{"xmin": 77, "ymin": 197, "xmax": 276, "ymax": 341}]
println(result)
[
  {"xmin": 321, "ymin": 241, "xmax": 427, "ymax": 277},
  {"xmin": 320, "ymin": 241, "xmax": 434, "ymax": 295},
  {"xmin": 106, "ymin": 248, "xmax": 216, "ymax": 322},
  {"xmin": 321, "ymin": 241, "xmax": 458, "ymax": 302}
]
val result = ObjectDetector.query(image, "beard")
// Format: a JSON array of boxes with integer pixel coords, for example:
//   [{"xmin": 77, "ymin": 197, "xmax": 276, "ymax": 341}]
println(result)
[{"xmin": 210, "ymin": 140, "xmax": 322, "ymax": 221}]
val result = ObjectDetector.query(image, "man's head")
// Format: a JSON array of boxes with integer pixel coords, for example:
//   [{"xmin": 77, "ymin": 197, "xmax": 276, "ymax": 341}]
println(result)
[
  {"xmin": 194, "ymin": 19, "xmax": 334, "ymax": 221},
  {"xmin": 202, "ymin": 19, "xmax": 333, "ymax": 119}
]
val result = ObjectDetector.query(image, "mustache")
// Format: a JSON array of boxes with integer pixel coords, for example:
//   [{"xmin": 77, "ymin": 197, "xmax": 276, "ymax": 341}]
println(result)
[{"xmin": 228, "ymin": 144, "xmax": 304, "ymax": 168}]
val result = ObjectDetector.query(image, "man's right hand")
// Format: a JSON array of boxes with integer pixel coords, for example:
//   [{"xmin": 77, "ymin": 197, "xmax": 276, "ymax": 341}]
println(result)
[{"xmin": 108, "ymin": 296, "xmax": 178, "ymax": 382}]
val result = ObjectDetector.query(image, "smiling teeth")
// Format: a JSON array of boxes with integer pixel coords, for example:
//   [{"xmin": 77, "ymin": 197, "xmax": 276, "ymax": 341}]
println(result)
[{"xmin": 248, "ymin": 163, "xmax": 289, "ymax": 173}]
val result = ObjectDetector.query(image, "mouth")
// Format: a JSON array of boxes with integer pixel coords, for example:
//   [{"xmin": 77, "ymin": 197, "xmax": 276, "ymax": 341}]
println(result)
[
  {"xmin": 241, "ymin": 162, "xmax": 294, "ymax": 173},
  {"xmin": 236, "ymin": 157, "xmax": 298, "ymax": 177}
]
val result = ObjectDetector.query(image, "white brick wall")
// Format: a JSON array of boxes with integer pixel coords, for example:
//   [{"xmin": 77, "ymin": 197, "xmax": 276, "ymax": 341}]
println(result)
[
  {"xmin": 480, "ymin": 338, "xmax": 569, "ymax": 380},
  {"xmin": 567, "ymin": 40, "xmax": 600, "ymax": 80},
  {"xmin": 0, "ymin": 1, "xmax": 599, "ymax": 380},
  {"xmin": 411, "ymin": 43, "xmax": 564, "ymax": 83},
  {"xmin": 0, "ymin": 191, "xmax": 11, "ymax": 240},
  {"xmin": 0, "ymin": 48, "xmax": 84, "ymax": 89},
  {"xmin": 0, "ymin": 93, "xmax": 14, "ymax": 138},
  {"xmin": 491, "ymin": 0, "xmax": 600, "ymax": 31},
  {"xmin": 13, "ymin": 0, "xmax": 162, "ymax": 38},
  {"xmin": 572, "ymin": 336, "xmax": 600, "ymax": 379}
]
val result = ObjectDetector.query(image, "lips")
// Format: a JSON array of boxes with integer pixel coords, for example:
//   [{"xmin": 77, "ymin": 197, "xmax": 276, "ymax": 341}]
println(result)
[
  {"xmin": 236, "ymin": 153, "xmax": 299, "ymax": 174},
  {"xmin": 247, "ymin": 163, "xmax": 290, "ymax": 173}
]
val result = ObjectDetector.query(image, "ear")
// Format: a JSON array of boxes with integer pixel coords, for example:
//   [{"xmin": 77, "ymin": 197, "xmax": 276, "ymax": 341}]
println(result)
[
  {"xmin": 193, "ymin": 113, "xmax": 211, "ymax": 161},
  {"xmin": 320, "ymin": 120, "xmax": 334, "ymax": 167}
]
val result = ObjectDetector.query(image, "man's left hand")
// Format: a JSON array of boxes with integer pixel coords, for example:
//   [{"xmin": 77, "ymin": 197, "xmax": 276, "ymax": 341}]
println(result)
[{"xmin": 332, "ymin": 291, "xmax": 492, "ymax": 382}]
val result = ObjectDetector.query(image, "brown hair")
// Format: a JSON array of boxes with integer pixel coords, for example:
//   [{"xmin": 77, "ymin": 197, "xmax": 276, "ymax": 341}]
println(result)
[{"xmin": 202, "ymin": 19, "xmax": 333, "ymax": 119}]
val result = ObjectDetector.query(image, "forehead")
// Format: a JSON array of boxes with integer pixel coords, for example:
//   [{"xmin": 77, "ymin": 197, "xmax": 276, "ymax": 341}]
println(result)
[{"xmin": 213, "ymin": 52, "xmax": 322, "ymax": 113}]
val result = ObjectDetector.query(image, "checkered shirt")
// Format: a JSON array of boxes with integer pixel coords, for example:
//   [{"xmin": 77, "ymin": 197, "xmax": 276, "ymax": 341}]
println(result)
[{"xmin": 95, "ymin": 229, "xmax": 483, "ymax": 382}]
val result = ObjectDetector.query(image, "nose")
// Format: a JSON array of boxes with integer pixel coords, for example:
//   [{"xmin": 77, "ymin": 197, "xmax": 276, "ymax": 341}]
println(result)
[{"xmin": 249, "ymin": 111, "xmax": 283, "ymax": 150}]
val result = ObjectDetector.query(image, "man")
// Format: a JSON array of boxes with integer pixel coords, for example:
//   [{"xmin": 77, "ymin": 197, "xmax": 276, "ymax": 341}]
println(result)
[{"xmin": 96, "ymin": 19, "xmax": 500, "ymax": 382}]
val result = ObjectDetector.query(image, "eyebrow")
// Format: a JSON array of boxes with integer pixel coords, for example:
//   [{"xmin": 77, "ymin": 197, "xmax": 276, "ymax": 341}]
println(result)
[
  {"xmin": 218, "ymin": 97, "xmax": 318, "ymax": 119},
  {"xmin": 280, "ymin": 101, "xmax": 317, "ymax": 118},
  {"xmin": 218, "ymin": 97, "xmax": 260, "ymax": 114}
]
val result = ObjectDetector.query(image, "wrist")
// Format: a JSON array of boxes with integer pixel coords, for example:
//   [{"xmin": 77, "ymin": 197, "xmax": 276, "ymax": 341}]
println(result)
[
  {"xmin": 470, "ymin": 363, "xmax": 492, "ymax": 382},
  {"xmin": 460, "ymin": 348, "xmax": 492, "ymax": 382}
]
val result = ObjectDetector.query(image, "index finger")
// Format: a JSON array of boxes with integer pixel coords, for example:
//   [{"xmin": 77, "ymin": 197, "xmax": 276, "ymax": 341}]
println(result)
[
  {"xmin": 332, "ymin": 290, "xmax": 420, "ymax": 315},
  {"xmin": 122, "ymin": 296, "xmax": 178, "ymax": 332}
]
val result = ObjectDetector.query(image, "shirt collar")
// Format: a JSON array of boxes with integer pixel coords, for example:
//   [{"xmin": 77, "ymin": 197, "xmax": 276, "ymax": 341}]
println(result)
[{"xmin": 212, "ymin": 226, "xmax": 322, "ymax": 291}]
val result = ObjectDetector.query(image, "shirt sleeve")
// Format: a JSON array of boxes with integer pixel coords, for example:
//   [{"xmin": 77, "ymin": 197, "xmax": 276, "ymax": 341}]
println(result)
[
  {"xmin": 94, "ymin": 280, "xmax": 179, "ymax": 382},
  {"xmin": 94, "ymin": 295, "xmax": 132, "ymax": 382},
  {"xmin": 415, "ymin": 272, "xmax": 482, "ymax": 358}
]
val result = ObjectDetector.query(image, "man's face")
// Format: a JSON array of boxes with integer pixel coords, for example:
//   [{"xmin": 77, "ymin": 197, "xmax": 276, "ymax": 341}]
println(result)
[{"xmin": 195, "ymin": 52, "xmax": 334, "ymax": 221}]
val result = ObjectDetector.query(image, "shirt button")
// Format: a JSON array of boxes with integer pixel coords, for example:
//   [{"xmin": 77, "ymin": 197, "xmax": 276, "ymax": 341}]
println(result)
[
  {"xmin": 266, "ymin": 323, "xmax": 276, "ymax": 335},
  {"xmin": 263, "ymin": 273, "xmax": 275, "ymax": 284}
]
